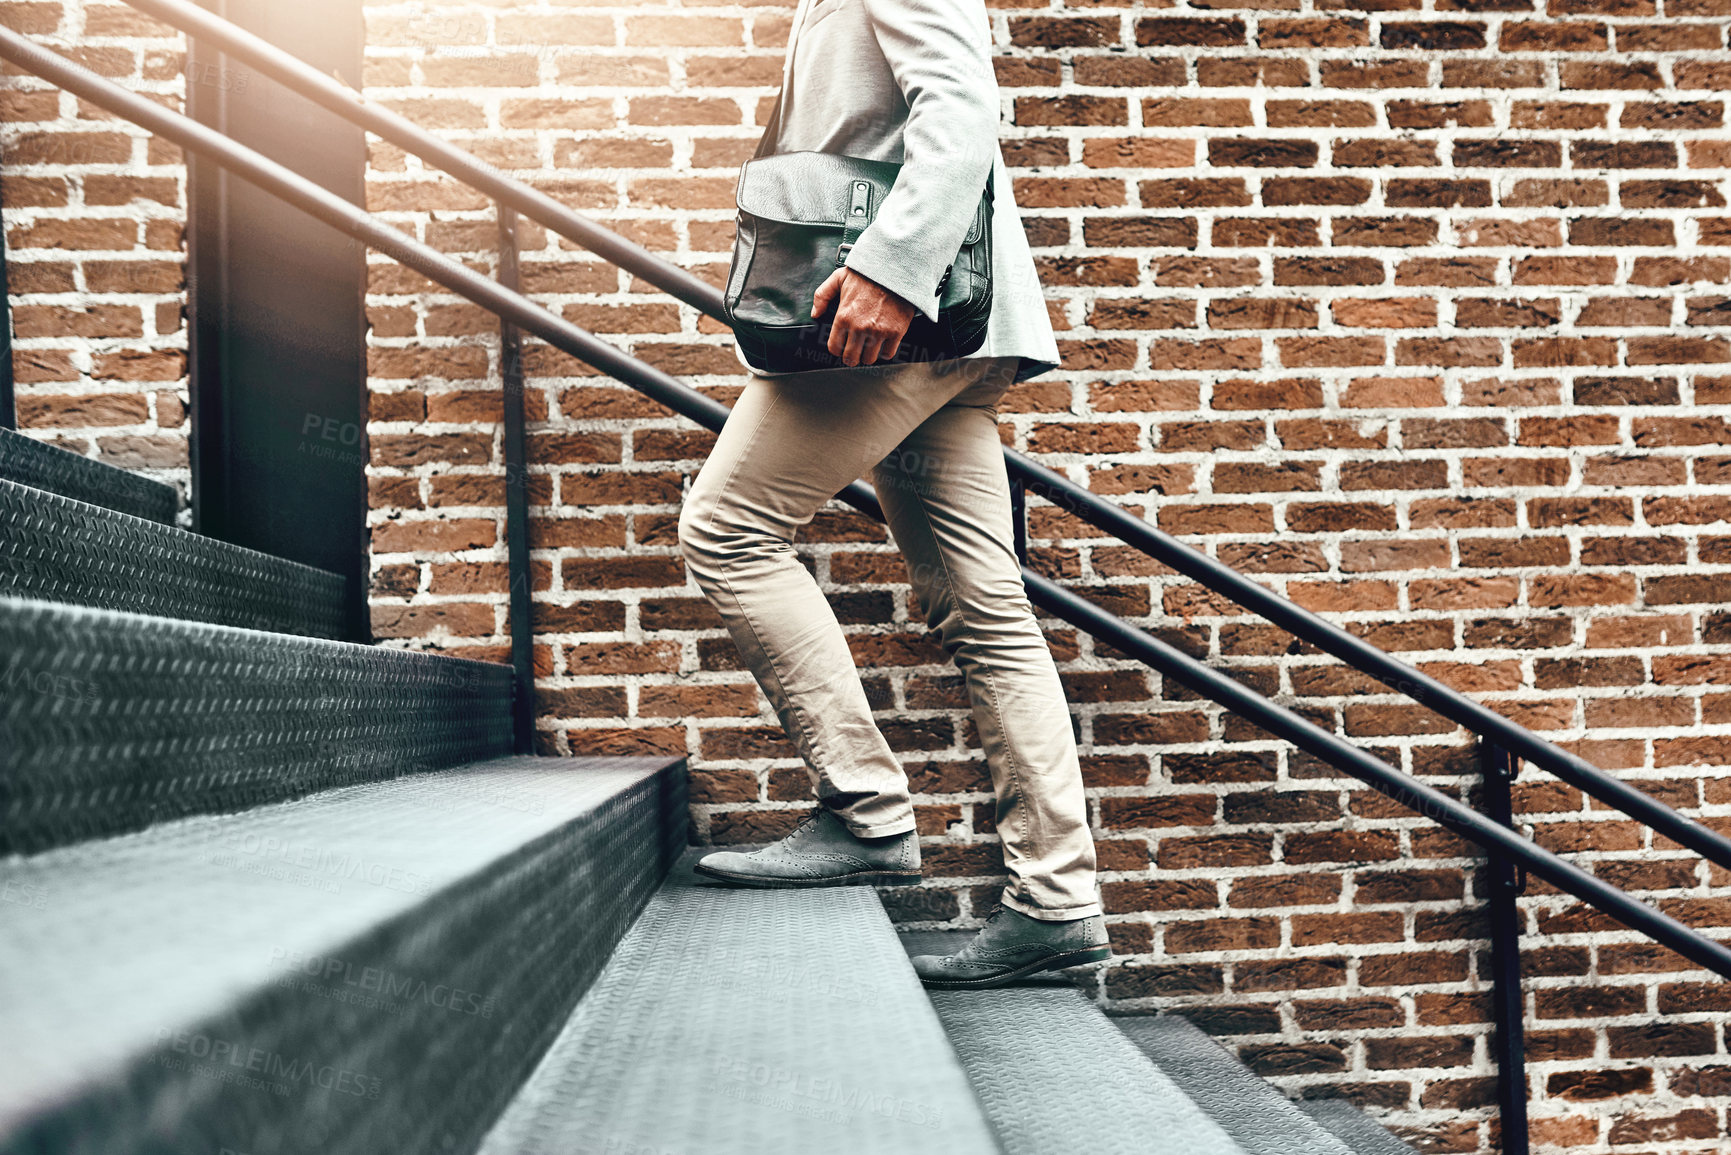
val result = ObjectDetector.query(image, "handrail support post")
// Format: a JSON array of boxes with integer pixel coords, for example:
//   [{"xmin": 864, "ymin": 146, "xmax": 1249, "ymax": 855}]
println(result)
[
  {"xmin": 1, "ymin": 170, "xmax": 15, "ymax": 431},
  {"xmin": 1009, "ymin": 474, "xmax": 1028, "ymax": 566},
  {"xmin": 1481, "ymin": 740, "xmax": 1530, "ymax": 1155},
  {"xmin": 498, "ymin": 204, "xmax": 534, "ymax": 755}
]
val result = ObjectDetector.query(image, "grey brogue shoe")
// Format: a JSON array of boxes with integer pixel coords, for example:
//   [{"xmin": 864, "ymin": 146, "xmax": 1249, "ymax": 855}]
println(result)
[
  {"xmin": 693, "ymin": 807, "xmax": 921, "ymax": 888},
  {"xmin": 911, "ymin": 905, "xmax": 1110, "ymax": 989}
]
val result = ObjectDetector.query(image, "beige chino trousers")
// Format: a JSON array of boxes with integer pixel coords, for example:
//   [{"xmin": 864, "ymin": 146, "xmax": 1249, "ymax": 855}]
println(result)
[{"xmin": 677, "ymin": 355, "xmax": 1101, "ymax": 920}]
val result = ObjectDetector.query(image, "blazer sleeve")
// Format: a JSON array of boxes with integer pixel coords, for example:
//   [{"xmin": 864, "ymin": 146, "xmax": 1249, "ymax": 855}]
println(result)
[{"xmin": 841, "ymin": 0, "xmax": 998, "ymax": 323}]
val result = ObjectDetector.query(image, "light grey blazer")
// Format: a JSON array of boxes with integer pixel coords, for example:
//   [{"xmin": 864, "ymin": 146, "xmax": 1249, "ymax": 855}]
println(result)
[{"xmin": 738, "ymin": 0, "xmax": 1062, "ymax": 383}]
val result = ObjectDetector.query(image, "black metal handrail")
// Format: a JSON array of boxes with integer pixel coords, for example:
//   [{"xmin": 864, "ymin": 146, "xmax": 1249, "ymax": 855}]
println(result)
[
  {"xmin": 124, "ymin": 0, "xmax": 721, "ymax": 322},
  {"xmin": 117, "ymin": 0, "xmax": 1731, "ymax": 878},
  {"xmin": 1009, "ymin": 457, "xmax": 1731, "ymax": 873},
  {"xmin": 4, "ymin": 25, "xmax": 1729, "ymax": 981}
]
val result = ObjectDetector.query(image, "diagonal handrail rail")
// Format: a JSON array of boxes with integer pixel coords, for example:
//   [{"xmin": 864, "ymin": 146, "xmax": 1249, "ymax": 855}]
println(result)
[
  {"xmin": 124, "ymin": 0, "xmax": 722, "ymax": 321},
  {"xmin": 1006, "ymin": 456, "xmax": 1731, "ymax": 873},
  {"xmin": 119, "ymin": 0, "xmax": 1731, "ymax": 875},
  {"xmin": 4, "ymin": 25, "xmax": 1730, "ymax": 979}
]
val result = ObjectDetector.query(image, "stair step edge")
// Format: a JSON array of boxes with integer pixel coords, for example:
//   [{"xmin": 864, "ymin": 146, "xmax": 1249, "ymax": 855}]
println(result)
[
  {"xmin": 2, "ymin": 594, "xmax": 515, "ymax": 855},
  {"xmin": 0, "ymin": 476, "xmax": 345, "ymax": 638},
  {"xmin": 1112, "ymin": 1014, "xmax": 1356, "ymax": 1155},
  {"xmin": 931, "ymin": 985, "xmax": 1250, "ymax": 1155},
  {"xmin": 0, "ymin": 754, "xmax": 687, "ymax": 1155},
  {"xmin": 0, "ymin": 427, "xmax": 178, "ymax": 525},
  {"xmin": 1300, "ymin": 1099, "xmax": 1423, "ymax": 1155},
  {"xmin": 478, "ymin": 849, "xmax": 1000, "ymax": 1155}
]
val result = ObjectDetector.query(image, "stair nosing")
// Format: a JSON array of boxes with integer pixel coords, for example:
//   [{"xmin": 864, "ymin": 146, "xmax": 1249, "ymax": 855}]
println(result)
[
  {"xmin": 931, "ymin": 985, "xmax": 1251, "ymax": 1155},
  {"xmin": 1300, "ymin": 1098, "xmax": 1423, "ymax": 1155},
  {"xmin": 0, "ymin": 754, "xmax": 686, "ymax": 1152},
  {"xmin": 0, "ymin": 475, "xmax": 346, "ymax": 638},
  {"xmin": 1112, "ymin": 1013, "xmax": 1356, "ymax": 1155},
  {"xmin": 478, "ymin": 849, "xmax": 1002, "ymax": 1155},
  {"xmin": 0, "ymin": 427, "xmax": 179, "ymax": 525},
  {"xmin": 2, "ymin": 593, "xmax": 516, "ymax": 854}
]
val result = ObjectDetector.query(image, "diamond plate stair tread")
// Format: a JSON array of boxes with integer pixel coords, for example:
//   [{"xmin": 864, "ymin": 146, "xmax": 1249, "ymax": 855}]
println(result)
[
  {"xmin": 929, "ymin": 987, "xmax": 1248, "ymax": 1155},
  {"xmin": 0, "ymin": 427, "xmax": 178, "ymax": 524},
  {"xmin": 1112, "ymin": 1015, "xmax": 1355, "ymax": 1155},
  {"xmin": 0, "ymin": 755, "xmax": 686, "ymax": 1155},
  {"xmin": 0, "ymin": 477, "xmax": 345, "ymax": 637},
  {"xmin": 0, "ymin": 594, "xmax": 514, "ymax": 854},
  {"xmin": 1300, "ymin": 1100, "xmax": 1421, "ymax": 1155},
  {"xmin": 477, "ymin": 850, "xmax": 1002, "ymax": 1155}
]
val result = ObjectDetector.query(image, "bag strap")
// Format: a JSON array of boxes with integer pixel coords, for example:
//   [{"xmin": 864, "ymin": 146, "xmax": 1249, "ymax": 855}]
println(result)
[{"xmin": 752, "ymin": 0, "xmax": 813, "ymax": 160}]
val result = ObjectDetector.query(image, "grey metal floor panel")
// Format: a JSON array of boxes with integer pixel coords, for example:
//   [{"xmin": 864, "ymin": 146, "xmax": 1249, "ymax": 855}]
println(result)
[
  {"xmin": 477, "ymin": 850, "xmax": 1003, "ymax": 1155},
  {"xmin": 1300, "ymin": 1100, "xmax": 1421, "ymax": 1155},
  {"xmin": 929, "ymin": 987, "xmax": 1248, "ymax": 1155},
  {"xmin": 0, "ymin": 595, "xmax": 514, "ymax": 854},
  {"xmin": 0, "ymin": 754, "xmax": 687, "ymax": 1155},
  {"xmin": 1113, "ymin": 1015, "xmax": 1354, "ymax": 1155},
  {"xmin": 0, "ymin": 427, "xmax": 178, "ymax": 524},
  {"xmin": 0, "ymin": 477, "xmax": 345, "ymax": 637}
]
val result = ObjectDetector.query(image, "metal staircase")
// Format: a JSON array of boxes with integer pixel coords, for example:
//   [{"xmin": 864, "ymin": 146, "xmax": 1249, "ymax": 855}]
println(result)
[
  {"xmin": 2, "ymin": 4, "xmax": 1727, "ymax": 1151},
  {"xmin": 0, "ymin": 420, "xmax": 1416, "ymax": 1154},
  {"xmin": 0, "ymin": 413, "xmax": 1410, "ymax": 1151},
  {"xmin": 0, "ymin": 427, "xmax": 692, "ymax": 1152}
]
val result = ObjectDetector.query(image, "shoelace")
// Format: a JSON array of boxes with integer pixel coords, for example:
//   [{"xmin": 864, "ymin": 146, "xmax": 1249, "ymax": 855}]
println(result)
[
  {"xmin": 953, "ymin": 906, "xmax": 1007, "ymax": 961},
  {"xmin": 784, "ymin": 807, "xmax": 826, "ymax": 843}
]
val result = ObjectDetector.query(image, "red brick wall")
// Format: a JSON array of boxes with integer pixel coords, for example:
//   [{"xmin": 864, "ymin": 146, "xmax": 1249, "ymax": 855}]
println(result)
[
  {"xmin": 1, "ymin": 0, "xmax": 190, "ymax": 507},
  {"xmin": 9, "ymin": 1, "xmax": 1731, "ymax": 1149}
]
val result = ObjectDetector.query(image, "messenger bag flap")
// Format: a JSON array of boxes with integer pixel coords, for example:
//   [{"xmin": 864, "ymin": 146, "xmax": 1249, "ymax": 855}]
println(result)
[{"xmin": 736, "ymin": 151, "xmax": 987, "ymax": 244}]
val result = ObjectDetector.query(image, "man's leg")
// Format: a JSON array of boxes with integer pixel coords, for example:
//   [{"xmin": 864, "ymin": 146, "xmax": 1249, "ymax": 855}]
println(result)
[
  {"xmin": 871, "ymin": 370, "xmax": 1109, "ymax": 984},
  {"xmin": 678, "ymin": 356, "xmax": 1011, "ymax": 883},
  {"xmin": 872, "ymin": 372, "xmax": 1102, "ymax": 916}
]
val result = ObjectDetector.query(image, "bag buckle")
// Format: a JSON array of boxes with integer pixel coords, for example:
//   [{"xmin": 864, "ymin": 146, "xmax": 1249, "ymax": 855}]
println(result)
[{"xmin": 837, "ymin": 180, "xmax": 872, "ymax": 265}]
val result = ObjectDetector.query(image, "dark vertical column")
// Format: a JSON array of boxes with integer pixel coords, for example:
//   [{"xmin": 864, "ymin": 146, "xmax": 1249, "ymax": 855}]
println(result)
[
  {"xmin": 1, "ymin": 174, "xmax": 15, "ymax": 431},
  {"xmin": 1480, "ymin": 741, "xmax": 1530, "ymax": 1155},
  {"xmin": 498, "ymin": 205, "xmax": 534, "ymax": 754},
  {"xmin": 1008, "ymin": 475, "xmax": 1028, "ymax": 566},
  {"xmin": 186, "ymin": 0, "xmax": 368, "ymax": 639}
]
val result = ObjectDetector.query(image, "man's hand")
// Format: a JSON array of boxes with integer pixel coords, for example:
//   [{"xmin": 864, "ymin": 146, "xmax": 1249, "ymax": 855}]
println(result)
[{"xmin": 811, "ymin": 267, "xmax": 917, "ymax": 367}]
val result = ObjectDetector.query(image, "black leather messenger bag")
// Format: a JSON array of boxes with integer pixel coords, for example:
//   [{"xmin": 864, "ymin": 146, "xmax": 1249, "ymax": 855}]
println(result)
[{"xmin": 723, "ymin": 63, "xmax": 994, "ymax": 373}]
